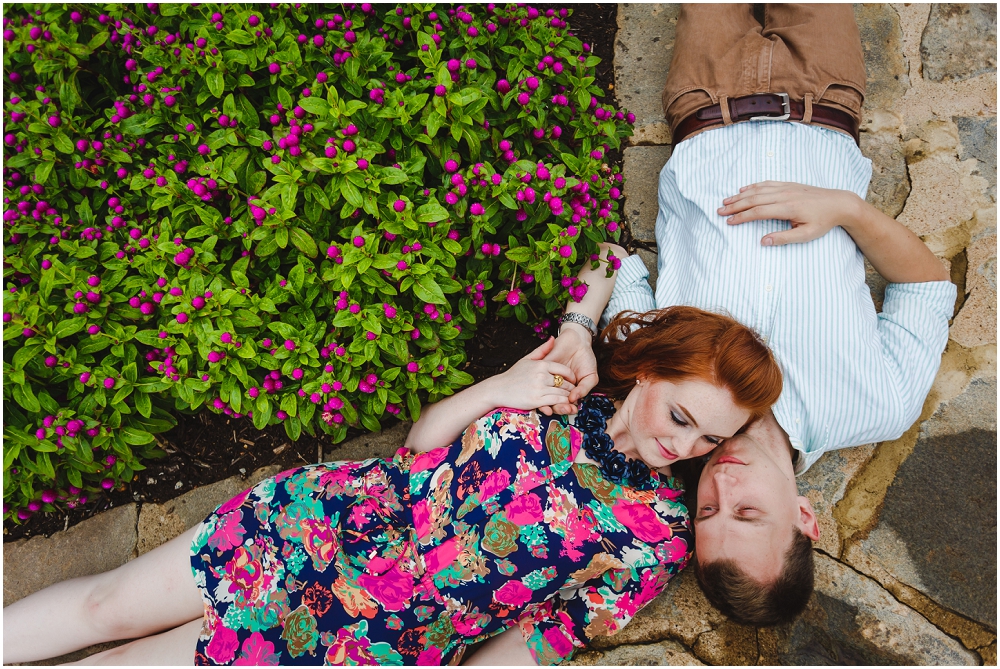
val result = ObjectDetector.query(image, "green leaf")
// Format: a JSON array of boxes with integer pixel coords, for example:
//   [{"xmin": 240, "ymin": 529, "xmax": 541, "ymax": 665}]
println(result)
[
  {"xmin": 135, "ymin": 391, "xmax": 152, "ymax": 418},
  {"xmin": 12, "ymin": 384, "xmax": 41, "ymax": 413},
  {"xmin": 280, "ymin": 393, "xmax": 298, "ymax": 418},
  {"xmin": 414, "ymin": 276, "xmax": 447, "ymax": 305},
  {"xmin": 297, "ymin": 97, "xmax": 328, "ymax": 116},
  {"xmin": 415, "ymin": 202, "xmax": 448, "ymax": 223},
  {"xmin": 290, "ymin": 227, "xmax": 318, "ymax": 257},
  {"xmin": 53, "ymin": 133, "xmax": 75, "ymax": 154},
  {"xmin": 254, "ymin": 396, "xmax": 272, "ymax": 428},
  {"xmin": 448, "ymin": 87, "xmax": 482, "ymax": 106},
  {"xmin": 121, "ymin": 426, "xmax": 154, "ymax": 445},
  {"xmin": 426, "ymin": 112, "xmax": 445, "ymax": 138},
  {"xmin": 341, "ymin": 180, "xmax": 363, "ymax": 208},
  {"xmin": 53, "ymin": 317, "xmax": 86, "ymax": 339},
  {"xmin": 207, "ymin": 69, "xmax": 224, "ymax": 98},
  {"xmin": 34, "ymin": 161, "xmax": 55, "ymax": 185},
  {"xmin": 227, "ymin": 29, "xmax": 255, "ymax": 45}
]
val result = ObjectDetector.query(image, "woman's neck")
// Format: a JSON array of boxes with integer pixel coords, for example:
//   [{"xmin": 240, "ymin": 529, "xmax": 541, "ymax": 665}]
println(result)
[{"xmin": 605, "ymin": 398, "xmax": 637, "ymax": 460}]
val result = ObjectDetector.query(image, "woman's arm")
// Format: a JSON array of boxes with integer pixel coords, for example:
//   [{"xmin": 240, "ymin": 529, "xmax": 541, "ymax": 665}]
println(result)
[
  {"xmin": 719, "ymin": 182, "xmax": 950, "ymax": 283},
  {"xmin": 463, "ymin": 626, "xmax": 535, "ymax": 666},
  {"xmin": 538, "ymin": 242, "xmax": 625, "ymax": 415},
  {"xmin": 403, "ymin": 338, "xmax": 578, "ymax": 453}
]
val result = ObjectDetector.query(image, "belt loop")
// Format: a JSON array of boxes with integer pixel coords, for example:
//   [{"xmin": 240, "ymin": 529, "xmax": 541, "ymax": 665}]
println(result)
[
  {"xmin": 802, "ymin": 94, "xmax": 814, "ymax": 125},
  {"xmin": 719, "ymin": 95, "xmax": 733, "ymax": 125}
]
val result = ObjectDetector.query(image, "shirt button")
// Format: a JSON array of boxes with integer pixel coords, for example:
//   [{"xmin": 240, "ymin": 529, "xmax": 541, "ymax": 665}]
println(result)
[
  {"xmin": 795, "ymin": 418, "xmax": 801, "ymax": 424},
  {"xmin": 766, "ymin": 150, "xmax": 775, "ymax": 158},
  {"xmin": 765, "ymin": 284, "xmax": 773, "ymax": 292}
]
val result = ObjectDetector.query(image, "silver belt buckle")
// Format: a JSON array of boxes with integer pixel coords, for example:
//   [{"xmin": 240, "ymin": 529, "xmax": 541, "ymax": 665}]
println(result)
[{"xmin": 750, "ymin": 93, "xmax": 790, "ymax": 121}]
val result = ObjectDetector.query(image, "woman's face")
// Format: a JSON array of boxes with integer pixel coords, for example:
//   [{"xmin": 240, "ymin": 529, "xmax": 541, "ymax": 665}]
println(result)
[{"xmin": 616, "ymin": 376, "xmax": 750, "ymax": 471}]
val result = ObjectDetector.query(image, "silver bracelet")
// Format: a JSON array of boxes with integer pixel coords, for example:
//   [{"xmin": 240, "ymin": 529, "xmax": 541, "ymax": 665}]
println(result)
[{"xmin": 559, "ymin": 312, "xmax": 597, "ymax": 337}]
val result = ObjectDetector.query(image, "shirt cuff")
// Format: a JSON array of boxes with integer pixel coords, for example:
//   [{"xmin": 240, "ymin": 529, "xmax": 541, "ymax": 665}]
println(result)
[{"xmin": 600, "ymin": 254, "xmax": 657, "ymax": 329}]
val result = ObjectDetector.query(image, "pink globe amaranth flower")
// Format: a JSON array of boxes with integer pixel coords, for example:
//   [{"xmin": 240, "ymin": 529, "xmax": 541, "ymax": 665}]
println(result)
[
  {"xmin": 248, "ymin": 14, "xmax": 260, "ymax": 27},
  {"xmin": 268, "ymin": 62, "xmax": 280, "ymax": 75},
  {"xmin": 103, "ymin": 377, "xmax": 116, "ymax": 390},
  {"xmin": 208, "ymin": 350, "xmax": 223, "ymax": 363},
  {"xmin": 470, "ymin": 202, "xmax": 485, "ymax": 216},
  {"xmin": 396, "ymin": 260, "xmax": 408, "ymax": 270},
  {"xmin": 393, "ymin": 199, "xmax": 406, "ymax": 212},
  {"xmin": 559, "ymin": 245, "xmax": 573, "ymax": 258},
  {"xmin": 176, "ymin": 312, "xmax": 189, "ymax": 324},
  {"xmin": 344, "ymin": 30, "xmax": 356, "ymax": 43},
  {"xmin": 101, "ymin": 478, "xmax": 115, "ymax": 490},
  {"xmin": 80, "ymin": 372, "xmax": 91, "ymax": 384},
  {"xmin": 446, "ymin": 58, "xmax": 460, "ymax": 72},
  {"xmin": 248, "ymin": 387, "xmax": 259, "ymax": 398},
  {"xmin": 517, "ymin": 92, "xmax": 530, "ymax": 106},
  {"xmin": 353, "ymin": 236, "xmax": 365, "ymax": 247},
  {"xmin": 284, "ymin": 339, "xmax": 296, "ymax": 351},
  {"xmin": 357, "ymin": 158, "xmax": 369, "ymax": 170},
  {"xmin": 88, "ymin": 325, "xmax": 101, "ymax": 335}
]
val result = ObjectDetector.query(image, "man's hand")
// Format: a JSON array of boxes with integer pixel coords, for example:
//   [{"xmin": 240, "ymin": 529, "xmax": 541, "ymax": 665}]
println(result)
[
  {"xmin": 538, "ymin": 324, "xmax": 598, "ymax": 415},
  {"xmin": 718, "ymin": 181, "xmax": 862, "ymax": 246}
]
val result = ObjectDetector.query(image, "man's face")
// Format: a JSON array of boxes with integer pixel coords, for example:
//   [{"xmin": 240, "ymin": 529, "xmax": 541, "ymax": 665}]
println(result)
[{"xmin": 694, "ymin": 416, "xmax": 819, "ymax": 583}]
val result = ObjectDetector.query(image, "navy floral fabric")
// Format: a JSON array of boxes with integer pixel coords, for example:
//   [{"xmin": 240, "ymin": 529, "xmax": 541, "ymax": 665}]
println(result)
[{"xmin": 190, "ymin": 407, "xmax": 693, "ymax": 665}]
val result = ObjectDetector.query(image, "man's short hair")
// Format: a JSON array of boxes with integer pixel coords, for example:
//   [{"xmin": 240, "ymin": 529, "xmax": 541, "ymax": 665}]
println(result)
[{"xmin": 694, "ymin": 527, "xmax": 814, "ymax": 626}]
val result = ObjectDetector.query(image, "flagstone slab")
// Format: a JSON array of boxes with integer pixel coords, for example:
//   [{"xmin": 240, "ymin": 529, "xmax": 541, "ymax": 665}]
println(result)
[
  {"xmin": 622, "ymin": 146, "xmax": 671, "ymax": 243},
  {"xmin": 613, "ymin": 4, "xmax": 678, "ymax": 145},
  {"xmin": 759, "ymin": 553, "xmax": 978, "ymax": 664},
  {"xmin": 3, "ymin": 504, "xmax": 137, "ymax": 608},
  {"xmin": 846, "ymin": 375, "xmax": 997, "ymax": 629},
  {"xmin": 920, "ymin": 4, "xmax": 997, "ymax": 83},
  {"xmin": 571, "ymin": 640, "xmax": 704, "ymax": 666}
]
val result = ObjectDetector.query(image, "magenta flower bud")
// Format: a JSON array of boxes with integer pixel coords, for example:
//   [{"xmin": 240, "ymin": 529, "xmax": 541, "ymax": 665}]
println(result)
[
  {"xmin": 357, "ymin": 158, "xmax": 369, "ymax": 170},
  {"xmin": 176, "ymin": 312, "xmax": 189, "ymax": 324},
  {"xmin": 191, "ymin": 296, "xmax": 205, "ymax": 309},
  {"xmin": 344, "ymin": 30, "xmax": 356, "ymax": 43},
  {"xmin": 80, "ymin": 372, "xmax": 92, "ymax": 384},
  {"xmin": 36, "ymin": 428, "xmax": 47, "ymax": 440},
  {"xmin": 465, "ymin": 58, "xmax": 477, "ymax": 69},
  {"xmin": 517, "ymin": 92, "xmax": 530, "ymax": 106},
  {"xmin": 104, "ymin": 377, "xmax": 116, "ymax": 390},
  {"xmin": 208, "ymin": 350, "xmax": 223, "ymax": 363},
  {"xmin": 284, "ymin": 339, "xmax": 296, "ymax": 351},
  {"xmin": 248, "ymin": 14, "xmax": 260, "ymax": 27},
  {"xmin": 269, "ymin": 62, "xmax": 280, "ymax": 75},
  {"xmin": 447, "ymin": 59, "xmax": 460, "ymax": 72},
  {"xmin": 343, "ymin": 139, "xmax": 356, "ymax": 153},
  {"xmin": 470, "ymin": 202, "xmax": 485, "ymax": 216},
  {"xmin": 248, "ymin": 387, "xmax": 259, "ymax": 398},
  {"xmin": 393, "ymin": 199, "xmax": 406, "ymax": 212},
  {"xmin": 101, "ymin": 478, "xmax": 115, "ymax": 490},
  {"xmin": 87, "ymin": 325, "xmax": 101, "ymax": 335},
  {"xmin": 353, "ymin": 236, "xmax": 365, "ymax": 247},
  {"xmin": 434, "ymin": 84, "xmax": 447, "ymax": 97},
  {"xmin": 48, "ymin": 115, "xmax": 61, "ymax": 128}
]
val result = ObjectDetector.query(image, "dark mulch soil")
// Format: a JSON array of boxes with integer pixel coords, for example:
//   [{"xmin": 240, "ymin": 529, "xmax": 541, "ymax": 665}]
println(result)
[{"xmin": 4, "ymin": 5, "xmax": 623, "ymax": 543}]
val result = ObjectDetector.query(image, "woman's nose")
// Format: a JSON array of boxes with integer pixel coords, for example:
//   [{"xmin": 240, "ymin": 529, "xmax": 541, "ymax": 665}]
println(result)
[{"xmin": 673, "ymin": 434, "xmax": 700, "ymax": 458}]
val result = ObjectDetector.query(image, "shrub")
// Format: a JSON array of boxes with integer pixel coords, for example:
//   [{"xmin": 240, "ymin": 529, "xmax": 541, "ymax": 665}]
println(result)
[{"xmin": 2, "ymin": 3, "xmax": 633, "ymax": 523}]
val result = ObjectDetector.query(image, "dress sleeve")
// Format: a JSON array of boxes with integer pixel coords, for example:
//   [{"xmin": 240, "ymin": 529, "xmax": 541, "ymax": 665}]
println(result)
[{"xmin": 518, "ymin": 558, "xmax": 682, "ymax": 665}]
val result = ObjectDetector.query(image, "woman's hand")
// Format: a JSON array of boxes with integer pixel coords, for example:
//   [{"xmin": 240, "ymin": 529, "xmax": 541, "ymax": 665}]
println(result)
[
  {"xmin": 718, "ymin": 181, "xmax": 863, "ymax": 246},
  {"xmin": 538, "ymin": 324, "xmax": 599, "ymax": 416},
  {"xmin": 489, "ymin": 337, "xmax": 579, "ymax": 411}
]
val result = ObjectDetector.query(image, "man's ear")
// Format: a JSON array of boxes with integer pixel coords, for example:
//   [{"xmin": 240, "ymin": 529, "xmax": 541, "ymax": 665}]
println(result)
[{"xmin": 795, "ymin": 495, "xmax": 820, "ymax": 541}]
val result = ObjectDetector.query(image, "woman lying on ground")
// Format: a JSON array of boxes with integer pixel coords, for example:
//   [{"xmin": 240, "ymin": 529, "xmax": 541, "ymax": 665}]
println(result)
[{"xmin": 4, "ymin": 283, "xmax": 780, "ymax": 666}]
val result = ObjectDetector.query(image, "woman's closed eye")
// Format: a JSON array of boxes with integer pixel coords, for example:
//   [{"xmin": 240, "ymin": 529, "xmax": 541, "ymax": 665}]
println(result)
[{"xmin": 671, "ymin": 411, "xmax": 723, "ymax": 445}]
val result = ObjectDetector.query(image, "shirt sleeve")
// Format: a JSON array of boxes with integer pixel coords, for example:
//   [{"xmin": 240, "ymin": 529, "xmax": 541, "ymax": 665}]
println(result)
[
  {"xmin": 876, "ymin": 279, "xmax": 956, "ymax": 435},
  {"xmin": 600, "ymin": 254, "xmax": 657, "ymax": 330}
]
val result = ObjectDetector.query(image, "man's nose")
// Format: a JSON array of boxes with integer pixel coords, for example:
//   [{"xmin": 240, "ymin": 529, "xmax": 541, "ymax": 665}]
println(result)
[{"xmin": 712, "ymin": 468, "xmax": 739, "ymax": 500}]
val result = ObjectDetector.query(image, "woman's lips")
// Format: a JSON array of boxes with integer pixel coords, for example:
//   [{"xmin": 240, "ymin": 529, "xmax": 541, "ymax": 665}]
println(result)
[
  {"xmin": 716, "ymin": 455, "xmax": 746, "ymax": 465},
  {"xmin": 655, "ymin": 439, "xmax": 678, "ymax": 460}
]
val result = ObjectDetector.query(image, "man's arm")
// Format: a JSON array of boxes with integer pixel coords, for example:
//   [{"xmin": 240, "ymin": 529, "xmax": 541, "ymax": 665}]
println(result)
[{"xmin": 719, "ymin": 181, "xmax": 950, "ymax": 283}]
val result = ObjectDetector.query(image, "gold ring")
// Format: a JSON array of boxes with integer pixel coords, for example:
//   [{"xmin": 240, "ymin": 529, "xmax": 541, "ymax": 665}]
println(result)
[{"xmin": 552, "ymin": 374, "xmax": 564, "ymax": 388}]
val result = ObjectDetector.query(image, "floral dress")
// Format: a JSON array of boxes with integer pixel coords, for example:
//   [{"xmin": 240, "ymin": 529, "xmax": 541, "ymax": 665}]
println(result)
[{"xmin": 190, "ymin": 407, "xmax": 693, "ymax": 666}]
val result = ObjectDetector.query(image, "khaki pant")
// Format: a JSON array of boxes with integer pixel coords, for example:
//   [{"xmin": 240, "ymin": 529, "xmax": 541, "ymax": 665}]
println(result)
[{"xmin": 661, "ymin": 4, "xmax": 866, "ymax": 140}]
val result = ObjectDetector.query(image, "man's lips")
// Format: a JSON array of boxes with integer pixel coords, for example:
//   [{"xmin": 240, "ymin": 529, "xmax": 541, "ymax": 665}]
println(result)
[
  {"xmin": 655, "ymin": 439, "xmax": 678, "ymax": 460},
  {"xmin": 716, "ymin": 455, "xmax": 746, "ymax": 465}
]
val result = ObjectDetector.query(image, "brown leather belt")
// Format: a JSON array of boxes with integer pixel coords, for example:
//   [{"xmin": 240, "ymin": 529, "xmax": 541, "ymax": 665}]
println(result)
[{"xmin": 673, "ymin": 93, "xmax": 859, "ymax": 145}]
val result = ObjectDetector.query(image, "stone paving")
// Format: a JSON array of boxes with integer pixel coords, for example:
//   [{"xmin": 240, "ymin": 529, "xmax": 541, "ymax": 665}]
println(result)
[{"xmin": 3, "ymin": 4, "xmax": 995, "ymax": 666}]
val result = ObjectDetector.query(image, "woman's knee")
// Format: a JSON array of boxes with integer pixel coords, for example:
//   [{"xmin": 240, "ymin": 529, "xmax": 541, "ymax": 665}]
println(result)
[{"xmin": 80, "ymin": 572, "xmax": 140, "ymax": 640}]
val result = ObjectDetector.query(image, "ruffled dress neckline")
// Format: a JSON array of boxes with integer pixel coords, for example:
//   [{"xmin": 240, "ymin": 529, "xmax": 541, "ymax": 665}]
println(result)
[{"xmin": 571, "ymin": 395, "xmax": 660, "ymax": 491}]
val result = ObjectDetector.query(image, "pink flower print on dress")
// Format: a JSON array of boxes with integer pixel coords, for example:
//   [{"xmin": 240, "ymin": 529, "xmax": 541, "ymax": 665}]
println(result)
[
  {"xmin": 423, "ymin": 536, "xmax": 461, "ymax": 576},
  {"xmin": 205, "ymin": 625, "xmax": 240, "ymax": 664},
  {"xmin": 505, "ymin": 493, "xmax": 545, "ymax": 526},
  {"xmin": 216, "ymin": 488, "xmax": 250, "ymax": 515},
  {"xmin": 412, "ymin": 498, "xmax": 432, "ymax": 541},
  {"xmin": 543, "ymin": 626, "xmax": 576, "ymax": 658},
  {"xmin": 479, "ymin": 468, "xmax": 511, "ymax": 500},
  {"xmin": 232, "ymin": 631, "xmax": 281, "ymax": 665},
  {"xmin": 357, "ymin": 562, "xmax": 414, "ymax": 612},
  {"xmin": 410, "ymin": 446, "xmax": 449, "ymax": 473},
  {"xmin": 208, "ymin": 510, "xmax": 247, "ymax": 552},
  {"xmin": 416, "ymin": 646, "xmax": 442, "ymax": 665},
  {"xmin": 611, "ymin": 500, "xmax": 672, "ymax": 544},
  {"xmin": 493, "ymin": 579, "xmax": 533, "ymax": 607},
  {"xmin": 325, "ymin": 627, "xmax": 377, "ymax": 665},
  {"xmin": 299, "ymin": 517, "xmax": 339, "ymax": 572}
]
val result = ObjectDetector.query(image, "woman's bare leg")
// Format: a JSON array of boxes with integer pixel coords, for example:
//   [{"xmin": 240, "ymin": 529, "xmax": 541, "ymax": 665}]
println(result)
[
  {"xmin": 3, "ymin": 525, "xmax": 205, "ymax": 664},
  {"xmin": 64, "ymin": 618, "xmax": 203, "ymax": 666}
]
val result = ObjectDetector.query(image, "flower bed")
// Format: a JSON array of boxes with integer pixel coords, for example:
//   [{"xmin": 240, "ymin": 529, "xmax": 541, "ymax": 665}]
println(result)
[{"xmin": 2, "ymin": 3, "xmax": 633, "ymax": 524}]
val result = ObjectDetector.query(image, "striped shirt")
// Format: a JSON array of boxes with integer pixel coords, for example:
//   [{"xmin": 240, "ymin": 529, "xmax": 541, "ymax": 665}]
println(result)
[{"xmin": 604, "ymin": 122, "xmax": 956, "ymax": 474}]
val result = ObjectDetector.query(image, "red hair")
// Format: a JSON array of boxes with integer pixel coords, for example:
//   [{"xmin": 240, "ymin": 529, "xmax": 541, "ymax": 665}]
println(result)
[{"xmin": 594, "ymin": 306, "xmax": 782, "ymax": 421}]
